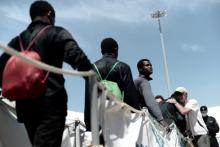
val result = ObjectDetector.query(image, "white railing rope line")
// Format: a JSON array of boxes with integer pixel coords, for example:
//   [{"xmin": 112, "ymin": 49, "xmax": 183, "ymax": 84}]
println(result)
[
  {"xmin": 0, "ymin": 43, "xmax": 95, "ymax": 77},
  {"xmin": 0, "ymin": 43, "xmax": 142, "ymax": 113}
]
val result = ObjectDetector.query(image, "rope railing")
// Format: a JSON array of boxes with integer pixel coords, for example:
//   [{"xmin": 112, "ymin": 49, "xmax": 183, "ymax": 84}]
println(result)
[
  {"xmin": 0, "ymin": 43, "xmax": 95, "ymax": 77},
  {"xmin": 0, "ymin": 43, "xmax": 142, "ymax": 115},
  {"xmin": 96, "ymin": 88, "xmax": 186, "ymax": 146},
  {"xmin": 0, "ymin": 43, "xmax": 185, "ymax": 146}
]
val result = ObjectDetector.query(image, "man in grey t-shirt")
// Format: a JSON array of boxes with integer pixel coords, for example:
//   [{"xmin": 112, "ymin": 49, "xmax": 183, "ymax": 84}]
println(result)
[{"xmin": 134, "ymin": 58, "xmax": 168, "ymax": 127}]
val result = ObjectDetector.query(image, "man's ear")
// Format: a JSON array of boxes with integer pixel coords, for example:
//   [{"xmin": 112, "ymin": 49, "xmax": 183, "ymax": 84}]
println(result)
[{"xmin": 47, "ymin": 11, "xmax": 55, "ymax": 25}]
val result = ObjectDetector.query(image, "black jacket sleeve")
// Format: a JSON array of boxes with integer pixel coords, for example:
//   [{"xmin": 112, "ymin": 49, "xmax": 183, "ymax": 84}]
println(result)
[
  {"xmin": 57, "ymin": 29, "xmax": 92, "ymax": 71},
  {"xmin": 119, "ymin": 64, "xmax": 140, "ymax": 110}
]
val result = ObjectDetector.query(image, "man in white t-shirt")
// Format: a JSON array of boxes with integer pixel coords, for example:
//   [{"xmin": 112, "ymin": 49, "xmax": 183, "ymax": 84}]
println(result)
[{"xmin": 167, "ymin": 87, "xmax": 210, "ymax": 147}]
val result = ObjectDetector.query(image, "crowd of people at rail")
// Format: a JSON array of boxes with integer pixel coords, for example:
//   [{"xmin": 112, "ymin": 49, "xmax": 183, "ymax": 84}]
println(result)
[{"xmin": 0, "ymin": 1, "xmax": 219, "ymax": 147}]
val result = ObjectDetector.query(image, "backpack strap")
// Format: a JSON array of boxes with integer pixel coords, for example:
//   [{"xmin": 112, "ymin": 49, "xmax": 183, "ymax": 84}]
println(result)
[
  {"xmin": 105, "ymin": 61, "xmax": 119, "ymax": 80},
  {"xmin": 18, "ymin": 25, "xmax": 51, "ymax": 51},
  {"xmin": 93, "ymin": 61, "xmax": 120, "ymax": 81},
  {"xmin": 197, "ymin": 119, "xmax": 208, "ymax": 133},
  {"xmin": 18, "ymin": 25, "xmax": 51, "ymax": 81},
  {"xmin": 93, "ymin": 64, "xmax": 103, "ymax": 81},
  {"xmin": 18, "ymin": 37, "xmax": 25, "ymax": 51}
]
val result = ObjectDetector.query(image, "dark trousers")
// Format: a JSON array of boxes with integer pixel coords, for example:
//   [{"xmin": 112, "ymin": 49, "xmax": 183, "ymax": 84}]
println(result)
[
  {"xmin": 24, "ymin": 111, "xmax": 66, "ymax": 147},
  {"xmin": 16, "ymin": 89, "xmax": 67, "ymax": 147},
  {"xmin": 210, "ymin": 136, "xmax": 219, "ymax": 147},
  {"xmin": 192, "ymin": 135, "xmax": 210, "ymax": 147},
  {"xmin": 17, "ymin": 89, "xmax": 68, "ymax": 147},
  {"xmin": 193, "ymin": 135, "xmax": 202, "ymax": 147}
]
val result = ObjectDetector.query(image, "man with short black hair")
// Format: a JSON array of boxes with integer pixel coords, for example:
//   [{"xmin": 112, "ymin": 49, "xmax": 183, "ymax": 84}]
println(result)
[
  {"xmin": 84, "ymin": 37, "xmax": 139, "ymax": 131},
  {"xmin": 134, "ymin": 58, "xmax": 168, "ymax": 127},
  {"xmin": 0, "ymin": 1, "xmax": 93, "ymax": 146},
  {"xmin": 95, "ymin": 37, "xmax": 139, "ymax": 108},
  {"xmin": 155, "ymin": 95, "xmax": 165, "ymax": 104}
]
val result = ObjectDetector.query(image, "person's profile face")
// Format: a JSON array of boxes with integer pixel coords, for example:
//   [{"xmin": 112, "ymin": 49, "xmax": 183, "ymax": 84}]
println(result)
[
  {"xmin": 183, "ymin": 93, "xmax": 188, "ymax": 101},
  {"xmin": 201, "ymin": 110, "xmax": 208, "ymax": 117},
  {"xmin": 155, "ymin": 98, "xmax": 163, "ymax": 103},
  {"xmin": 141, "ymin": 60, "xmax": 153, "ymax": 75},
  {"xmin": 178, "ymin": 93, "xmax": 187, "ymax": 105}
]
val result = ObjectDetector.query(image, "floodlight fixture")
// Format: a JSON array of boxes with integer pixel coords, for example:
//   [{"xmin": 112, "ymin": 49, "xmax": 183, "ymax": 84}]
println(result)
[{"xmin": 150, "ymin": 10, "xmax": 167, "ymax": 19}]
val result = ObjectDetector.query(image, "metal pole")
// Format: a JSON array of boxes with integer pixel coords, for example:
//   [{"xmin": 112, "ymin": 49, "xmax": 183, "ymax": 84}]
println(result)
[
  {"xmin": 89, "ymin": 75, "xmax": 100, "ymax": 146},
  {"xmin": 151, "ymin": 10, "xmax": 171, "ymax": 96},
  {"xmin": 157, "ymin": 18, "xmax": 171, "ymax": 96}
]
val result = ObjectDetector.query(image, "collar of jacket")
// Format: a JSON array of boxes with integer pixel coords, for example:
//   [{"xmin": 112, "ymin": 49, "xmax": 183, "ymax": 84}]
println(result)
[
  {"xmin": 139, "ymin": 74, "xmax": 153, "ymax": 81},
  {"xmin": 28, "ymin": 20, "xmax": 51, "ymax": 29},
  {"xmin": 102, "ymin": 53, "xmax": 117, "ymax": 59}
]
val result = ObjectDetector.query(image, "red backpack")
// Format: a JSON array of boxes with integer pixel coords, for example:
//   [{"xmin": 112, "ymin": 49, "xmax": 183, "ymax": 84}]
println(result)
[{"xmin": 2, "ymin": 26, "xmax": 51, "ymax": 101}]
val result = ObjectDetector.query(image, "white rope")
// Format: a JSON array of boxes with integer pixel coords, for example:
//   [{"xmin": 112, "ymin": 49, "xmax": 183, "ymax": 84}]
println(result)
[
  {"xmin": 0, "ymin": 42, "xmax": 143, "ymax": 121},
  {"xmin": 0, "ymin": 43, "xmax": 95, "ymax": 77}
]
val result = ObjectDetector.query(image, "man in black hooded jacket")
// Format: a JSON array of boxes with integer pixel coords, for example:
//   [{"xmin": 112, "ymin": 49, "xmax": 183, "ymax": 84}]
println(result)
[
  {"xmin": 0, "ymin": 1, "xmax": 93, "ymax": 146},
  {"xmin": 84, "ymin": 37, "xmax": 139, "ymax": 131}
]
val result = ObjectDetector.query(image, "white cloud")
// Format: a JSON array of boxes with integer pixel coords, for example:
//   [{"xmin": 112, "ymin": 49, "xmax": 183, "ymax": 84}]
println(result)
[
  {"xmin": 53, "ymin": 0, "xmax": 219, "ymax": 23},
  {"xmin": 162, "ymin": 0, "xmax": 218, "ymax": 9},
  {"xmin": 0, "ymin": 0, "xmax": 218, "ymax": 24},
  {"xmin": 55, "ymin": 0, "xmax": 151, "ymax": 23},
  {"xmin": 0, "ymin": 2, "xmax": 29, "ymax": 23},
  {"xmin": 181, "ymin": 43, "xmax": 205, "ymax": 53}
]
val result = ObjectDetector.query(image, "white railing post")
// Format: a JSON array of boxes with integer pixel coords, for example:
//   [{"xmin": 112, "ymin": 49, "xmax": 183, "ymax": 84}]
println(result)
[
  {"xmin": 88, "ymin": 75, "xmax": 100, "ymax": 146},
  {"xmin": 75, "ymin": 120, "xmax": 81, "ymax": 147}
]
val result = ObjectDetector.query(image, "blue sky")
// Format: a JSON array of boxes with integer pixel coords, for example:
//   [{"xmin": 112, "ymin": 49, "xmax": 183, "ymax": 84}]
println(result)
[{"xmin": 0, "ymin": 0, "xmax": 219, "ymax": 112}]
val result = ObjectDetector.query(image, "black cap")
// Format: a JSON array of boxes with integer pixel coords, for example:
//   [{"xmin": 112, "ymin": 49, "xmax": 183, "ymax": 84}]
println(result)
[
  {"xmin": 101, "ymin": 38, "xmax": 118, "ymax": 54},
  {"xmin": 200, "ymin": 106, "xmax": 208, "ymax": 112}
]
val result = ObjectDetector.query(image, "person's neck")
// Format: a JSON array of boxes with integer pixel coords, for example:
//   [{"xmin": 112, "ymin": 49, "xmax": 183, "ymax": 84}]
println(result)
[
  {"xmin": 33, "ymin": 16, "xmax": 51, "ymax": 24},
  {"xmin": 103, "ymin": 53, "xmax": 117, "ymax": 58},
  {"xmin": 139, "ymin": 74, "xmax": 152, "ymax": 81}
]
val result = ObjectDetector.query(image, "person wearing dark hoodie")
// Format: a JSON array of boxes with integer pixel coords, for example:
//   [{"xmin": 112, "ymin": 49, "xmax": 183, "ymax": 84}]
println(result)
[
  {"xmin": 84, "ymin": 37, "xmax": 139, "ymax": 131},
  {"xmin": 0, "ymin": 1, "xmax": 93, "ymax": 146}
]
